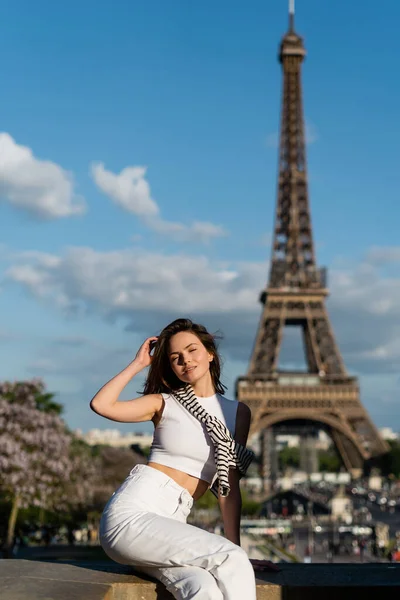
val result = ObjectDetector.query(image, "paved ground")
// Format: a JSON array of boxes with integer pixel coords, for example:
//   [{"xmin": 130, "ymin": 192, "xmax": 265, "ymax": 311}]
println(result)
[{"xmin": 358, "ymin": 501, "xmax": 400, "ymax": 537}]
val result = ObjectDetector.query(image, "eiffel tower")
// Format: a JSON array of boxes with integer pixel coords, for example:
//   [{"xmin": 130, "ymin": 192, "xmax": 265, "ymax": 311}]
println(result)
[{"xmin": 236, "ymin": 3, "xmax": 388, "ymax": 482}]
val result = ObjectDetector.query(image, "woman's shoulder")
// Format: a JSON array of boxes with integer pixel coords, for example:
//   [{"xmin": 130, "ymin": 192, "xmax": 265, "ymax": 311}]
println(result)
[
  {"xmin": 158, "ymin": 392, "xmax": 179, "ymax": 409},
  {"xmin": 160, "ymin": 392, "xmax": 175, "ymax": 401}
]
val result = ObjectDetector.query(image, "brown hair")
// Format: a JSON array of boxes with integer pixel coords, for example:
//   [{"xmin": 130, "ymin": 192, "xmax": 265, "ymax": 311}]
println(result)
[{"xmin": 143, "ymin": 318, "xmax": 226, "ymax": 395}]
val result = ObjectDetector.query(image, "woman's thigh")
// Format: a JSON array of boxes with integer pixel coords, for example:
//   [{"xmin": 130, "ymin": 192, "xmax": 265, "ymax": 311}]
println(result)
[
  {"xmin": 101, "ymin": 510, "xmax": 256, "ymax": 600},
  {"xmin": 101, "ymin": 509, "xmax": 238, "ymax": 569}
]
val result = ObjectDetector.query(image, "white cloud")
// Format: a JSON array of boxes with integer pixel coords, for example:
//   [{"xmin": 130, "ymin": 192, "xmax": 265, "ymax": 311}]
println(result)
[
  {"xmin": 305, "ymin": 123, "xmax": 318, "ymax": 145},
  {"xmin": 6, "ymin": 247, "xmax": 263, "ymax": 318},
  {"xmin": 90, "ymin": 163, "xmax": 158, "ymax": 218},
  {"xmin": 366, "ymin": 246, "xmax": 400, "ymax": 266},
  {"xmin": 90, "ymin": 162, "xmax": 227, "ymax": 243},
  {"xmin": 0, "ymin": 132, "xmax": 85, "ymax": 218},
  {"xmin": 148, "ymin": 217, "xmax": 226, "ymax": 243},
  {"xmin": 329, "ymin": 259, "xmax": 400, "ymax": 318},
  {"xmin": 5, "ymin": 244, "xmax": 400, "ymax": 428},
  {"xmin": 6, "ymin": 243, "xmax": 400, "ymax": 430},
  {"xmin": 5, "ymin": 244, "xmax": 400, "ymax": 376}
]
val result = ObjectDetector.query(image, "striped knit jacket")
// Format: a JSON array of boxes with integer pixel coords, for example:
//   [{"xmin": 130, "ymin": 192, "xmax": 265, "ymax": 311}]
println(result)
[{"xmin": 172, "ymin": 384, "xmax": 254, "ymax": 497}]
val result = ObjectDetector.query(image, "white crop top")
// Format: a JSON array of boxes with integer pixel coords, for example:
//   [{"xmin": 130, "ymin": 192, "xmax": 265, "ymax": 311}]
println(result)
[{"xmin": 148, "ymin": 392, "xmax": 238, "ymax": 483}]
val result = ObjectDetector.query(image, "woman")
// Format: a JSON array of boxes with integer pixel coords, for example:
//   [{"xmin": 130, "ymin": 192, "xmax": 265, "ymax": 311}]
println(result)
[{"xmin": 91, "ymin": 318, "xmax": 270, "ymax": 599}]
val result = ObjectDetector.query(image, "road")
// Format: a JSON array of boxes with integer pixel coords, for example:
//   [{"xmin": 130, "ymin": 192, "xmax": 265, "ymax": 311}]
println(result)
[
  {"xmin": 288, "ymin": 497, "xmax": 400, "ymax": 563},
  {"xmin": 355, "ymin": 499, "xmax": 400, "ymax": 538}
]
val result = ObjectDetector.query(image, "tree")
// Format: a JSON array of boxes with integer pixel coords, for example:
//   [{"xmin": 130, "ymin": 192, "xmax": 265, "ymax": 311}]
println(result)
[
  {"xmin": 375, "ymin": 441, "xmax": 400, "ymax": 478},
  {"xmin": 279, "ymin": 447, "xmax": 300, "ymax": 470},
  {"xmin": 0, "ymin": 379, "xmax": 64, "ymax": 415},
  {"xmin": 52, "ymin": 437, "xmax": 100, "ymax": 517},
  {"xmin": 318, "ymin": 448, "xmax": 341, "ymax": 472},
  {"xmin": 91, "ymin": 445, "xmax": 146, "ymax": 510},
  {"xmin": 0, "ymin": 380, "xmax": 73, "ymax": 548},
  {"xmin": 241, "ymin": 489, "xmax": 261, "ymax": 516}
]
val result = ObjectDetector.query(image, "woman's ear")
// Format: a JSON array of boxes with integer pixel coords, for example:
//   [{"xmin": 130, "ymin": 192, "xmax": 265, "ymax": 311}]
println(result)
[{"xmin": 209, "ymin": 354, "xmax": 214, "ymax": 363}]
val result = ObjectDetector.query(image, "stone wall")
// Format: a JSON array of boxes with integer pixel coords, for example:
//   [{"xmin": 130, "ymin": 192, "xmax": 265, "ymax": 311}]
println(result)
[{"xmin": 2, "ymin": 559, "xmax": 400, "ymax": 600}]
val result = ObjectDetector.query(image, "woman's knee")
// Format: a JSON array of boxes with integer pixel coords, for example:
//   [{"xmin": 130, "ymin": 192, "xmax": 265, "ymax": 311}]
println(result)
[
  {"xmin": 225, "ymin": 546, "xmax": 254, "ymax": 578},
  {"xmin": 167, "ymin": 568, "xmax": 223, "ymax": 600}
]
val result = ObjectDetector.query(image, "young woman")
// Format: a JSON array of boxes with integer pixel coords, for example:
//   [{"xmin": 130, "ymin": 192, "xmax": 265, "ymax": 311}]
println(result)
[{"xmin": 90, "ymin": 318, "xmax": 269, "ymax": 600}]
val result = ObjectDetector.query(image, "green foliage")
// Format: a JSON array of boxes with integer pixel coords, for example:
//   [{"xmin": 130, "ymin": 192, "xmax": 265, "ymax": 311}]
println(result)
[
  {"xmin": 194, "ymin": 491, "xmax": 218, "ymax": 510},
  {"xmin": 376, "ymin": 441, "xmax": 400, "ymax": 478},
  {"xmin": 34, "ymin": 391, "xmax": 64, "ymax": 415},
  {"xmin": 241, "ymin": 489, "xmax": 261, "ymax": 516},
  {"xmin": 318, "ymin": 448, "xmax": 341, "ymax": 472},
  {"xmin": 279, "ymin": 446, "xmax": 300, "ymax": 469},
  {"xmin": 194, "ymin": 487, "xmax": 261, "ymax": 516},
  {"xmin": 140, "ymin": 445, "xmax": 151, "ymax": 458},
  {"xmin": 279, "ymin": 445, "xmax": 342, "ymax": 473},
  {"xmin": 2, "ymin": 380, "xmax": 64, "ymax": 415}
]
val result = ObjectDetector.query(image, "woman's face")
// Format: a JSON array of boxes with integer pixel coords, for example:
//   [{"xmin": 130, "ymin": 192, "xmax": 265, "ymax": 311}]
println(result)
[{"xmin": 168, "ymin": 331, "xmax": 213, "ymax": 385}]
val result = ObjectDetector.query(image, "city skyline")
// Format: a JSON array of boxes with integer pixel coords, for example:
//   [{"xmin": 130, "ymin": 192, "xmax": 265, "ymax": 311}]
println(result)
[{"xmin": 1, "ymin": 1, "xmax": 399, "ymax": 434}]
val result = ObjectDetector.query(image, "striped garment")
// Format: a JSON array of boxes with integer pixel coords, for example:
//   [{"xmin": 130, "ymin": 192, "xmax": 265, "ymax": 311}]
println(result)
[{"xmin": 172, "ymin": 384, "xmax": 254, "ymax": 497}]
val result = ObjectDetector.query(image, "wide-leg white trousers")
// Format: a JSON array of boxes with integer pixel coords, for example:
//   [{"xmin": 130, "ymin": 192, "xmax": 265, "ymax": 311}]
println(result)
[{"xmin": 99, "ymin": 464, "xmax": 256, "ymax": 600}]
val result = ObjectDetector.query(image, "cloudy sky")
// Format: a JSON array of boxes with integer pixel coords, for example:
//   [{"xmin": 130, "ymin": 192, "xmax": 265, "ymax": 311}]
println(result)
[{"xmin": 1, "ymin": 0, "xmax": 399, "ymax": 435}]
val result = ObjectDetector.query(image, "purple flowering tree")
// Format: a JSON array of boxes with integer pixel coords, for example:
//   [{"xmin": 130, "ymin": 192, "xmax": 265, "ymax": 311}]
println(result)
[
  {"xmin": 53, "ymin": 437, "xmax": 100, "ymax": 516},
  {"xmin": 0, "ymin": 380, "xmax": 74, "ymax": 547},
  {"xmin": 92, "ymin": 445, "xmax": 146, "ymax": 509}
]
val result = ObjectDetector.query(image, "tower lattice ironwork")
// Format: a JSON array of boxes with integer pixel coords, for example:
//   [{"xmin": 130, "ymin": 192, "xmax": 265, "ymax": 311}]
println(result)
[{"xmin": 236, "ymin": 5, "xmax": 388, "ymax": 479}]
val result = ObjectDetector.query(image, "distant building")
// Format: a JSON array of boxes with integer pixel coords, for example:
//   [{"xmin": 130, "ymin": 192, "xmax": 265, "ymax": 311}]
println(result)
[
  {"xmin": 368, "ymin": 473, "xmax": 383, "ymax": 491},
  {"xmin": 330, "ymin": 486, "xmax": 353, "ymax": 522},
  {"xmin": 379, "ymin": 427, "xmax": 399, "ymax": 442},
  {"xmin": 248, "ymin": 429, "xmax": 332, "ymax": 453},
  {"xmin": 75, "ymin": 428, "xmax": 153, "ymax": 448}
]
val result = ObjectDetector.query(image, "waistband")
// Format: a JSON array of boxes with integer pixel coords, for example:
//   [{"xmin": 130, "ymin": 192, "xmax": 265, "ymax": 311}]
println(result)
[{"xmin": 131, "ymin": 464, "xmax": 194, "ymax": 507}]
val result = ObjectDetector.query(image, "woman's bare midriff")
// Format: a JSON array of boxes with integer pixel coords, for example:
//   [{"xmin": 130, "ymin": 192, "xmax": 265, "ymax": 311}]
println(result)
[{"xmin": 147, "ymin": 462, "xmax": 210, "ymax": 500}]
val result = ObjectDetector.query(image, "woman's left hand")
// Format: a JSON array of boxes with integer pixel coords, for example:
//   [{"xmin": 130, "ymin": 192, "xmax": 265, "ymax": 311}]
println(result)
[{"xmin": 250, "ymin": 558, "xmax": 281, "ymax": 572}]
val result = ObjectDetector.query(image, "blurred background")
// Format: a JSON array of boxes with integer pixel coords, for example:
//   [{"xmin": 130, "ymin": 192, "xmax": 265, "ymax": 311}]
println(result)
[{"xmin": 1, "ymin": 0, "xmax": 400, "ymax": 565}]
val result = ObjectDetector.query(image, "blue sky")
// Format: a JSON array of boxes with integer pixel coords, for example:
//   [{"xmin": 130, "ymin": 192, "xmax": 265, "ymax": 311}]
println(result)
[{"xmin": 1, "ymin": 0, "xmax": 399, "ymax": 435}]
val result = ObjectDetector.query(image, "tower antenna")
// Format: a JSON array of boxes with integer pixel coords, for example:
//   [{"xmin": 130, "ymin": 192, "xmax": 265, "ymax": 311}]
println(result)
[{"xmin": 289, "ymin": 0, "xmax": 295, "ymax": 31}]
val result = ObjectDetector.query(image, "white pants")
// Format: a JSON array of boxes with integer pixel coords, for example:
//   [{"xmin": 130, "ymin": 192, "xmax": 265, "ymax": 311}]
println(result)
[{"xmin": 99, "ymin": 464, "xmax": 256, "ymax": 600}]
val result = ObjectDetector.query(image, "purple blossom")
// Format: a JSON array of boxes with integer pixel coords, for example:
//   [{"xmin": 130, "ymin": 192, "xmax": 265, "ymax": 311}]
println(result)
[{"xmin": 0, "ymin": 380, "xmax": 98, "ymax": 512}]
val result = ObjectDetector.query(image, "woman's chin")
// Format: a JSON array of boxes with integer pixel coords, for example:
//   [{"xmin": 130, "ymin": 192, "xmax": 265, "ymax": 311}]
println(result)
[{"xmin": 179, "ymin": 369, "xmax": 201, "ymax": 384}]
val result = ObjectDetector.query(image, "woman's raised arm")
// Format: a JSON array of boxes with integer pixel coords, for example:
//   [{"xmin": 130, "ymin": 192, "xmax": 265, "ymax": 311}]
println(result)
[{"xmin": 89, "ymin": 336, "xmax": 163, "ymax": 423}]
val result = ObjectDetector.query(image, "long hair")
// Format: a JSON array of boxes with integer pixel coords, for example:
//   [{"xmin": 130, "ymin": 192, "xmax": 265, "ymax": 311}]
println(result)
[{"xmin": 143, "ymin": 318, "xmax": 226, "ymax": 395}]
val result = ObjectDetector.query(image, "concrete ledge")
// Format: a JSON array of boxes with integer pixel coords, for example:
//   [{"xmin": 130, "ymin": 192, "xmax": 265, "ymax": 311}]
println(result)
[{"xmin": 1, "ymin": 559, "xmax": 400, "ymax": 599}]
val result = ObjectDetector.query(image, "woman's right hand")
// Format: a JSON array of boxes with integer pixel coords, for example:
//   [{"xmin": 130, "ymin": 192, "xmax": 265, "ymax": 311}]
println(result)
[{"xmin": 133, "ymin": 336, "xmax": 158, "ymax": 369}]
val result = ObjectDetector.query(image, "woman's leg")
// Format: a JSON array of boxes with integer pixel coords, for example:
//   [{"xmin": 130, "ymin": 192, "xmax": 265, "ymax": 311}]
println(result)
[{"xmin": 101, "ymin": 511, "xmax": 256, "ymax": 600}]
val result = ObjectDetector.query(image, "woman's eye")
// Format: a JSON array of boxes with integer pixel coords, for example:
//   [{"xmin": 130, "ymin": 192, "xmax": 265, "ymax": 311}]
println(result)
[{"xmin": 189, "ymin": 349, "xmax": 196, "ymax": 353}]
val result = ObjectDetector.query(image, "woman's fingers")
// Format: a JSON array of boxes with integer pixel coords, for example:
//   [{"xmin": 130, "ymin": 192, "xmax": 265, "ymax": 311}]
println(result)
[
  {"xmin": 250, "ymin": 559, "xmax": 281, "ymax": 572},
  {"xmin": 134, "ymin": 337, "xmax": 159, "ymax": 366}
]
